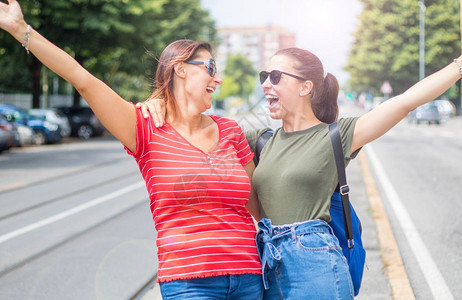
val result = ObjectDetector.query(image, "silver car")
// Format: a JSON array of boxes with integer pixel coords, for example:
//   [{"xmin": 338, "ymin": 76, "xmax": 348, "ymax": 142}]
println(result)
[
  {"xmin": 407, "ymin": 102, "xmax": 442, "ymax": 125},
  {"xmin": 434, "ymin": 99, "xmax": 456, "ymax": 123},
  {"xmin": 15, "ymin": 124, "xmax": 35, "ymax": 146},
  {"xmin": 29, "ymin": 108, "xmax": 71, "ymax": 137}
]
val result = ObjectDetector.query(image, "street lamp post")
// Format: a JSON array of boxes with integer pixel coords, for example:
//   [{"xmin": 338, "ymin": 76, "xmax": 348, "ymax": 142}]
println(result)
[{"xmin": 419, "ymin": 0, "xmax": 425, "ymax": 80}]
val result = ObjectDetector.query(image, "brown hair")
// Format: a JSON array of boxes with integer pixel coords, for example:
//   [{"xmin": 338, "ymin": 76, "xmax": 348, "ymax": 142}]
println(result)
[
  {"xmin": 275, "ymin": 48, "xmax": 339, "ymax": 123},
  {"xmin": 150, "ymin": 39, "xmax": 213, "ymax": 120}
]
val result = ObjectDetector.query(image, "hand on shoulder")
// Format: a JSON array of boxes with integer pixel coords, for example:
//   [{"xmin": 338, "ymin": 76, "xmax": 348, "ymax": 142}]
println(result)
[{"xmin": 136, "ymin": 98, "xmax": 166, "ymax": 127}]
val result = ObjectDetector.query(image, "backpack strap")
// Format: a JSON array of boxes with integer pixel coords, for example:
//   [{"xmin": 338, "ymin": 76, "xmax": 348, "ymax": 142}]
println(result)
[
  {"xmin": 255, "ymin": 129, "xmax": 274, "ymax": 165},
  {"xmin": 328, "ymin": 122, "xmax": 354, "ymax": 249}
]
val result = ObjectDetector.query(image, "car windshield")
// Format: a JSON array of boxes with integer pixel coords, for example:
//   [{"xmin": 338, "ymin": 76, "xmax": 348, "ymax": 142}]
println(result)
[
  {"xmin": 6, "ymin": 110, "xmax": 23, "ymax": 121},
  {"xmin": 54, "ymin": 110, "xmax": 66, "ymax": 118},
  {"xmin": 419, "ymin": 102, "xmax": 438, "ymax": 110},
  {"xmin": 29, "ymin": 111, "xmax": 45, "ymax": 118}
]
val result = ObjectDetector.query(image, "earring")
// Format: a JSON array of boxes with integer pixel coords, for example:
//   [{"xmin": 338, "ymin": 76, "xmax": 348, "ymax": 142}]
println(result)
[{"xmin": 299, "ymin": 92, "xmax": 303, "ymax": 97}]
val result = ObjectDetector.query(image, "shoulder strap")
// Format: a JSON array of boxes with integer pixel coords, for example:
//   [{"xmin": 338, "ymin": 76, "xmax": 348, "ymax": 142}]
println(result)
[
  {"xmin": 255, "ymin": 129, "xmax": 274, "ymax": 166},
  {"xmin": 328, "ymin": 122, "xmax": 354, "ymax": 248}
]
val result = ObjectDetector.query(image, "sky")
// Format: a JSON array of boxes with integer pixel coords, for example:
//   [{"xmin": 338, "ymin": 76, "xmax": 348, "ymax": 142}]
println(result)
[{"xmin": 200, "ymin": 0, "xmax": 364, "ymax": 85}]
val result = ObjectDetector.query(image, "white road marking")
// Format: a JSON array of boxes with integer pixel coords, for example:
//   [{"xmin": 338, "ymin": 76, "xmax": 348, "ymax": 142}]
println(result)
[
  {"xmin": 365, "ymin": 145, "xmax": 454, "ymax": 300},
  {"xmin": 0, "ymin": 181, "xmax": 145, "ymax": 244}
]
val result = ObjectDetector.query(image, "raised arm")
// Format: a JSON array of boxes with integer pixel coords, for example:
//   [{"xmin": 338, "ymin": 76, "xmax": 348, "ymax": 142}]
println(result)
[
  {"xmin": 0, "ymin": 0, "xmax": 137, "ymax": 151},
  {"xmin": 351, "ymin": 57, "xmax": 462, "ymax": 153}
]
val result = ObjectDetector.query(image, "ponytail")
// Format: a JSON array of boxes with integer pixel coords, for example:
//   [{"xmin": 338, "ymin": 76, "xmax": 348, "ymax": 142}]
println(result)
[{"xmin": 311, "ymin": 73, "xmax": 339, "ymax": 123}]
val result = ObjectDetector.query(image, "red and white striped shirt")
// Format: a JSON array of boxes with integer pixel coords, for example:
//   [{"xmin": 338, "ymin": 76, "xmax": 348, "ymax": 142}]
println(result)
[{"xmin": 126, "ymin": 107, "xmax": 261, "ymax": 282}]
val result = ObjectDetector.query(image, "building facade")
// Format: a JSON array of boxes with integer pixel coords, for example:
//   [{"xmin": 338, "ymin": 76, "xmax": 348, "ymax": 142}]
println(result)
[{"xmin": 216, "ymin": 26, "xmax": 296, "ymax": 73}]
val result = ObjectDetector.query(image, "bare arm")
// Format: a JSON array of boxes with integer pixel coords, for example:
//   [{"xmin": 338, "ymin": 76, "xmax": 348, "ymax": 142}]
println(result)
[
  {"xmin": 243, "ymin": 161, "xmax": 261, "ymax": 221},
  {"xmin": 351, "ymin": 57, "xmax": 462, "ymax": 154},
  {"xmin": 0, "ymin": 0, "xmax": 137, "ymax": 152}
]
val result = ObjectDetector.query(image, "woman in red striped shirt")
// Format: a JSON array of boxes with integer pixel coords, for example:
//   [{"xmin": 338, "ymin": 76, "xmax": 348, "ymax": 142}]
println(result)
[{"xmin": 1, "ymin": 2, "xmax": 262, "ymax": 299}]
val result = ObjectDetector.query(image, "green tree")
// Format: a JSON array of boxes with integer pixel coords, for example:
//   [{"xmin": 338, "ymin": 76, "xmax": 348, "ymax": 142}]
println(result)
[
  {"xmin": 218, "ymin": 76, "xmax": 239, "ymax": 100},
  {"xmin": 0, "ymin": 0, "xmax": 216, "ymax": 107},
  {"xmin": 425, "ymin": 0, "xmax": 460, "ymax": 75},
  {"xmin": 346, "ymin": 0, "xmax": 460, "ymax": 96},
  {"xmin": 218, "ymin": 54, "xmax": 257, "ymax": 102}
]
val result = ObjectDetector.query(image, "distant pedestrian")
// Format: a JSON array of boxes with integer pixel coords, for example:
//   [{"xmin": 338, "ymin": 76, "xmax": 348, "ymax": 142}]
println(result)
[{"xmin": 0, "ymin": 1, "xmax": 263, "ymax": 299}]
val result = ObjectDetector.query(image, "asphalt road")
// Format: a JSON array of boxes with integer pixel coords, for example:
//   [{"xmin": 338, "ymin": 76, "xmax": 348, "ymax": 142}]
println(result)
[
  {"xmin": 0, "ymin": 136, "xmax": 157, "ymax": 300},
  {"xmin": 366, "ymin": 116, "xmax": 462, "ymax": 300}
]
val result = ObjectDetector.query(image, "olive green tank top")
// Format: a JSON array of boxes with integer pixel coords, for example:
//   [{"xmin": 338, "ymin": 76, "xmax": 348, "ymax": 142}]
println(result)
[{"xmin": 245, "ymin": 118, "xmax": 359, "ymax": 225}]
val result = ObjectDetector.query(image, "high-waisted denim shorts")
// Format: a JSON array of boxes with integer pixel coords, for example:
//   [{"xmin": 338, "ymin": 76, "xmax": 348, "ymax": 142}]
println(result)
[{"xmin": 256, "ymin": 218, "xmax": 354, "ymax": 300}]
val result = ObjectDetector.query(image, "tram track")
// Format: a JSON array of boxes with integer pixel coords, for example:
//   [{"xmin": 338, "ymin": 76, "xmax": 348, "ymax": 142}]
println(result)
[
  {"xmin": 0, "ymin": 165, "xmax": 138, "ymax": 221},
  {"xmin": 0, "ymin": 200, "xmax": 147, "ymax": 277}
]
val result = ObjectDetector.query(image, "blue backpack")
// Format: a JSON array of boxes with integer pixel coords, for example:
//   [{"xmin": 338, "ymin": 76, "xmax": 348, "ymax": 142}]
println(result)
[{"xmin": 254, "ymin": 122, "xmax": 366, "ymax": 296}]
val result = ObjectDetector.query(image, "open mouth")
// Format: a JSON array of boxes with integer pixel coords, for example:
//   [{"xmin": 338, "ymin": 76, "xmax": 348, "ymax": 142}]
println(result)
[
  {"xmin": 206, "ymin": 86, "xmax": 215, "ymax": 94},
  {"xmin": 266, "ymin": 94, "xmax": 279, "ymax": 109}
]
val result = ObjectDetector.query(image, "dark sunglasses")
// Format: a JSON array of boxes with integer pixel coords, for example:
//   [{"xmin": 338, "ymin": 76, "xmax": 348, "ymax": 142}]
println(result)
[
  {"xmin": 259, "ymin": 70, "xmax": 307, "ymax": 85},
  {"xmin": 185, "ymin": 58, "xmax": 217, "ymax": 77}
]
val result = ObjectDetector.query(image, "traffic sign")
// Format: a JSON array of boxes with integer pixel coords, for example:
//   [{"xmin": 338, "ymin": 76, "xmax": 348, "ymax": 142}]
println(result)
[{"xmin": 380, "ymin": 81, "xmax": 393, "ymax": 94}]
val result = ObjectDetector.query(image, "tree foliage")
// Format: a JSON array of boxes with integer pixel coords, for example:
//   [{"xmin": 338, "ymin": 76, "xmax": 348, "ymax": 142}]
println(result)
[
  {"xmin": 0, "ymin": 0, "xmax": 217, "ymax": 106},
  {"xmin": 218, "ymin": 53, "xmax": 257, "ymax": 102},
  {"xmin": 346, "ymin": 0, "xmax": 460, "ymax": 96}
]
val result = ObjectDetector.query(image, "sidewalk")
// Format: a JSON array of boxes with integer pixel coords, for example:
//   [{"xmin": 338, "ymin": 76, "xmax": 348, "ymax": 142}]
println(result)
[
  {"xmin": 346, "ymin": 151, "xmax": 392, "ymax": 299},
  {"xmin": 140, "ymin": 104, "xmax": 400, "ymax": 299}
]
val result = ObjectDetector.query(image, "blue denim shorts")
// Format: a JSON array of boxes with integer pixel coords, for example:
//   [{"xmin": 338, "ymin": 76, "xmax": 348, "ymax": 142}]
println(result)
[
  {"xmin": 159, "ymin": 274, "xmax": 263, "ymax": 300},
  {"xmin": 256, "ymin": 218, "xmax": 354, "ymax": 300}
]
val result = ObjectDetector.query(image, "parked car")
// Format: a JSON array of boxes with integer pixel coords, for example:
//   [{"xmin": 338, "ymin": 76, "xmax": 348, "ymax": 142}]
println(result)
[
  {"xmin": 14, "ymin": 124, "xmax": 35, "ymax": 146},
  {"xmin": 1, "ymin": 114, "xmax": 17, "ymax": 147},
  {"xmin": 0, "ymin": 104, "xmax": 62, "ymax": 145},
  {"xmin": 407, "ymin": 102, "xmax": 442, "ymax": 125},
  {"xmin": 0, "ymin": 128, "xmax": 12, "ymax": 153},
  {"xmin": 434, "ymin": 99, "xmax": 456, "ymax": 123},
  {"xmin": 0, "ymin": 114, "xmax": 33, "ymax": 147},
  {"xmin": 55, "ymin": 106, "xmax": 105, "ymax": 139},
  {"xmin": 29, "ymin": 108, "xmax": 71, "ymax": 137},
  {"xmin": 0, "ymin": 115, "xmax": 15, "ymax": 152}
]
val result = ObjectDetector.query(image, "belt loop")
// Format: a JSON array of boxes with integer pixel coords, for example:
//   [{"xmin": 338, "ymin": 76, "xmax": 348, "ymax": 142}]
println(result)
[
  {"xmin": 291, "ymin": 226, "xmax": 297, "ymax": 244},
  {"xmin": 326, "ymin": 222, "xmax": 335, "ymax": 236}
]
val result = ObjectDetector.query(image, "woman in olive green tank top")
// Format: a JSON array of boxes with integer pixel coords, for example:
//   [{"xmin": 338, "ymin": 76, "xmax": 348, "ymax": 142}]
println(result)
[{"xmin": 249, "ymin": 48, "xmax": 461, "ymax": 299}]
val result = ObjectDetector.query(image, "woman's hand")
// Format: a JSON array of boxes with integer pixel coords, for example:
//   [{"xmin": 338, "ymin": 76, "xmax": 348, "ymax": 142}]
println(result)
[
  {"xmin": 136, "ymin": 98, "xmax": 166, "ymax": 127},
  {"xmin": 0, "ymin": 0, "xmax": 25, "ymax": 34}
]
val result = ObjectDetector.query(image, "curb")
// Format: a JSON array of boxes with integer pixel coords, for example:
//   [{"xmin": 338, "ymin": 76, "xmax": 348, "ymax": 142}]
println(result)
[{"xmin": 359, "ymin": 151, "xmax": 415, "ymax": 299}]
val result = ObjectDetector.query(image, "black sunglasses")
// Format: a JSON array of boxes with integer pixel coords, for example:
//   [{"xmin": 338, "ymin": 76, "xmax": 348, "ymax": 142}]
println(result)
[
  {"xmin": 259, "ymin": 70, "xmax": 307, "ymax": 85},
  {"xmin": 185, "ymin": 58, "xmax": 217, "ymax": 77}
]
